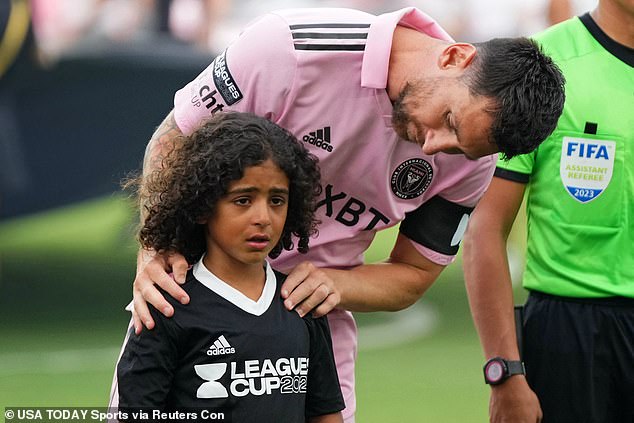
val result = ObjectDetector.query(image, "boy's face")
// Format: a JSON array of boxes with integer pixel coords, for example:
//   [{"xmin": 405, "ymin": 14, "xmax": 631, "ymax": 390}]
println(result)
[{"xmin": 202, "ymin": 159, "xmax": 289, "ymax": 274}]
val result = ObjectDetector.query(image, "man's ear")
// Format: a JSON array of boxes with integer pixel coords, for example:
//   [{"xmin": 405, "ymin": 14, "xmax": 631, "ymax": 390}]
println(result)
[{"xmin": 438, "ymin": 43, "xmax": 477, "ymax": 70}]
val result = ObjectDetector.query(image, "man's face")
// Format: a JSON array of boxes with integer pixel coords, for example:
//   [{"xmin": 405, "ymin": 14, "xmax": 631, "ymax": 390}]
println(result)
[{"xmin": 391, "ymin": 77, "xmax": 499, "ymax": 160}]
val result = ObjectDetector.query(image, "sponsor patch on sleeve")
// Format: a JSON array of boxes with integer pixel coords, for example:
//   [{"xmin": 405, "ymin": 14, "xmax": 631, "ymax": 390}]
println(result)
[{"xmin": 212, "ymin": 50, "xmax": 243, "ymax": 106}]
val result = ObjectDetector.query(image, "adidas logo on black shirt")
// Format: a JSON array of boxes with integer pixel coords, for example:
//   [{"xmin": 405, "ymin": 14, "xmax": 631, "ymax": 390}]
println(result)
[{"xmin": 206, "ymin": 335, "xmax": 235, "ymax": 356}]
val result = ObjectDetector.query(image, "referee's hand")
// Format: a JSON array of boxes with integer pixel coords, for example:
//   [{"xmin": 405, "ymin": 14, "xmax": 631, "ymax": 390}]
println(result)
[
  {"xmin": 490, "ymin": 376, "xmax": 542, "ymax": 423},
  {"xmin": 281, "ymin": 261, "xmax": 340, "ymax": 318},
  {"xmin": 132, "ymin": 249, "xmax": 190, "ymax": 334}
]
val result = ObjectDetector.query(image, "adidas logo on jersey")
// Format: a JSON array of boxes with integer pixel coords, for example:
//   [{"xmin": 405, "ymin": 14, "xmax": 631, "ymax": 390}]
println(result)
[
  {"xmin": 302, "ymin": 127, "xmax": 334, "ymax": 152},
  {"xmin": 207, "ymin": 335, "xmax": 235, "ymax": 356}
]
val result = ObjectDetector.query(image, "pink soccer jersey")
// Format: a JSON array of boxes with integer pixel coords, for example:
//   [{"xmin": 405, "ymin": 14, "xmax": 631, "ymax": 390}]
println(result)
[{"xmin": 173, "ymin": 7, "xmax": 496, "ymax": 419}]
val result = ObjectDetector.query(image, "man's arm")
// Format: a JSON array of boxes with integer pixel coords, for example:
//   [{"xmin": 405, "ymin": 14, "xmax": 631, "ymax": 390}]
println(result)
[
  {"xmin": 462, "ymin": 176, "xmax": 542, "ymax": 423},
  {"xmin": 132, "ymin": 110, "xmax": 190, "ymax": 333},
  {"xmin": 282, "ymin": 233, "xmax": 445, "ymax": 317}
]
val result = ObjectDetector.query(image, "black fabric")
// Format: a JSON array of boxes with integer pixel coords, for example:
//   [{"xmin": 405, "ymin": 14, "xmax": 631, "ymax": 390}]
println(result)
[
  {"xmin": 399, "ymin": 195, "xmax": 473, "ymax": 256},
  {"xmin": 522, "ymin": 291, "xmax": 634, "ymax": 423},
  {"xmin": 303, "ymin": 313, "xmax": 343, "ymax": 417},
  {"xmin": 494, "ymin": 167, "xmax": 530, "ymax": 184},
  {"xmin": 584, "ymin": 122, "xmax": 598, "ymax": 135},
  {"xmin": 117, "ymin": 269, "xmax": 344, "ymax": 421}
]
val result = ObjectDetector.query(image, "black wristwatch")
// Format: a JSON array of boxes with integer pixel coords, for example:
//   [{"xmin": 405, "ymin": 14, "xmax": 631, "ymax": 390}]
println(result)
[{"xmin": 483, "ymin": 357, "xmax": 525, "ymax": 385}]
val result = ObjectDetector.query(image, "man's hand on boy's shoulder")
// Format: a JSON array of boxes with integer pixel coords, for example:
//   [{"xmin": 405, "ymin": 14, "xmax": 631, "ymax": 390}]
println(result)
[
  {"xmin": 281, "ymin": 261, "xmax": 341, "ymax": 318},
  {"xmin": 133, "ymin": 249, "xmax": 190, "ymax": 334}
]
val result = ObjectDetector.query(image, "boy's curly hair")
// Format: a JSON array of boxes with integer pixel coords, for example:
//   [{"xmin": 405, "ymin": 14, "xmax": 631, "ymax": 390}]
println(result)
[{"xmin": 133, "ymin": 112, "xmax": 322, "ymax": 264}]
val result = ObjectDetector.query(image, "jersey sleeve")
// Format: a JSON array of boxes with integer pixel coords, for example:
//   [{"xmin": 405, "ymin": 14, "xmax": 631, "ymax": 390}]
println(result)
[
  {"xmin": 304, "ymin": 315, "xmax": 345, "ymax": 417},
  {"xmin": 116, "ymin": 304, "xmax": 180, "ymax": 409},
  {"xmin": 173, "ymin": 12, "xmax": 298, "ymax": 135},
  {"xmin": 399, "ymin": 155, "xmax": 496, "ymax": 264}
]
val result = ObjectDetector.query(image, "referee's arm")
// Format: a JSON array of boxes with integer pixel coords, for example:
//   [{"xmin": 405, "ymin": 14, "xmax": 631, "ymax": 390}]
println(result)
[{"xmin": 463, "ymin": 175, "xmax": 541, "ymax": 422}]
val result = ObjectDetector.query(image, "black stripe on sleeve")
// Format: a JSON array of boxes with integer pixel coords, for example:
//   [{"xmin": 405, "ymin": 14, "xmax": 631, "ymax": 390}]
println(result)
[
  {"xmin": 289, "ymin": 23, "xmax": 370, "ymax": 30},
  {"xmin": 494, "ymin": 167, "xmax": 530, "ymax": 183},
  {"xmin": 291, "ymin": 32, "xmax": 368, "ymax": 39},
  {"xmin": 294, "ymin": 44, "xmax": 365, "ymax": 51}
]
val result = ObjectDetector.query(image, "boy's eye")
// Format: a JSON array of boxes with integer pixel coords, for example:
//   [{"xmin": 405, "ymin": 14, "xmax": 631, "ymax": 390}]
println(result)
[
  {"xmin": 234, "ymin": 197, "xmax": 251, "ymax": 206},
  {"xmin": 271, "ymin": 196, "xmax": 287, "ymax": 206}
]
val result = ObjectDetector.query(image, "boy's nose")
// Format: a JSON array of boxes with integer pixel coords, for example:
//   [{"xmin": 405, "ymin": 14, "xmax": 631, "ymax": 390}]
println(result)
[{"xmin": 252, "ymin": 202, "xmax": 271, "ymax": 226}]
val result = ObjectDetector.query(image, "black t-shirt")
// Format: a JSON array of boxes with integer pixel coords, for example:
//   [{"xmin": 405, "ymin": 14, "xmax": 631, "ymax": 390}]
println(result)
[{"xmin": 117, "ymin": 262, "xmax": 344, "ymax": 422}]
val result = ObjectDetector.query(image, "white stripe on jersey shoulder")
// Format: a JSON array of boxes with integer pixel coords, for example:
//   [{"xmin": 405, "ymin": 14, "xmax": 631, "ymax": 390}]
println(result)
[
  {"xmin": 289, "ymin": 21, "xmax": 370, "ymax": 51},
  {"xmin": 193, "ymin": 257, "xmax": 277, "ymax": 316}
]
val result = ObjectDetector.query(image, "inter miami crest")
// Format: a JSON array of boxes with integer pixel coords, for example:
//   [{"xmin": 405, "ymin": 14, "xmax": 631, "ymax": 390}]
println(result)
[{"xmin": 391, "ymin": 159, "xmax": 433, "ymax": 199}]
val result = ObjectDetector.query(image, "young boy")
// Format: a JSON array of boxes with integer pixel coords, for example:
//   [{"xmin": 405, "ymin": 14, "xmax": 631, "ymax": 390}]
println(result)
[{"xmin": 111, "ymin": 112, "xmax": 344, "ymax": 422}]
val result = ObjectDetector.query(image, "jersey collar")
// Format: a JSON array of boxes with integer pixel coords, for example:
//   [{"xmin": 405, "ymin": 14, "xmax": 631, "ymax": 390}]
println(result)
[
  {"xmin": 193, "ymin": 257, "xmax": 277, "ymax": 316},
  {"xmin": 361, "ymin": 7, "xmax": 454, "ymax": 89},
  {"xmin": 579, "ymin": 13, "xmax": 634, "ymax": 67}
]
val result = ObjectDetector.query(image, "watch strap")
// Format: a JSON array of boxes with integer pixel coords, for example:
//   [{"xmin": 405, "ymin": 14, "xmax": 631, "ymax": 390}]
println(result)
[{"xmin": 506, "ymin": 360, "xmax": 526, "ymax": 376}]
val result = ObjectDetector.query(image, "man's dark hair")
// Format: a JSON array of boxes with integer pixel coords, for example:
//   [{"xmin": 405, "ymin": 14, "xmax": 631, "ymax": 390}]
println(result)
[
  {"xmin": 135, "ymin": 112, "xmax": 322, "ymax": 263},
  {"xmin": 464, "ymin": 37, "xmax": 565, "ymax": 159}
]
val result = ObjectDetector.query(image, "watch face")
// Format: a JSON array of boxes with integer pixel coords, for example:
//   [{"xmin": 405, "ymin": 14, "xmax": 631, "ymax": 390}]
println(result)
[{"xmin": 485, "ymin": 360, "xmax": 504, "ymax": 383}]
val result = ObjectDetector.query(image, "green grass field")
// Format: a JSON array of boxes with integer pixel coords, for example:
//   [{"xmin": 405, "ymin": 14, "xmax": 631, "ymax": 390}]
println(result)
[{"xmin": 0, "ymin": 196, "xmax": 528, "ymax": 421}]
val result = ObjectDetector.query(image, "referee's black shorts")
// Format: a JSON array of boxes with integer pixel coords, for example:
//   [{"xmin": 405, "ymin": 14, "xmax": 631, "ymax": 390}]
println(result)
[{"xmin": 522, "ymin": 291, "xmax": 634, "ymax": 423}]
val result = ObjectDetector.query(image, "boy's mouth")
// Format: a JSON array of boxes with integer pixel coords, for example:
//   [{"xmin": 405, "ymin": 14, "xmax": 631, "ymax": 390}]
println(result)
[{"xmin": 246, "ymin": 234, "xmax": 271, "ymax": 249}]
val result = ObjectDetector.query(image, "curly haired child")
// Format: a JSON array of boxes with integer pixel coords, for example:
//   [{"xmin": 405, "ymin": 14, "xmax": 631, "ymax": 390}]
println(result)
[{"xmin": 111, "ymin": 112, "xmax": 344, "ymax": 423}]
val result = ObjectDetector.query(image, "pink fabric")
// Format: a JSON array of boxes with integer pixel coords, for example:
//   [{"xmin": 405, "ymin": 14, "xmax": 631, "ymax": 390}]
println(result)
[{"xmin": 327, "ymin": 308, "xmax": 358, "ymax": 419}]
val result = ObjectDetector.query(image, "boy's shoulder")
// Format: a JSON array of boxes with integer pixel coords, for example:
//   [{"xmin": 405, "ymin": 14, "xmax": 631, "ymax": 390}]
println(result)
[
  {"xmin": 267, "ymin": 268, "xmax": 329, "ymax": 327},
  {"xmin": 159, "ymin": 268, "xmax": 200, "ymax": 301},
  {"xmin": 152, "ymin": 268, "xmax": 207, "ymax": 313}
]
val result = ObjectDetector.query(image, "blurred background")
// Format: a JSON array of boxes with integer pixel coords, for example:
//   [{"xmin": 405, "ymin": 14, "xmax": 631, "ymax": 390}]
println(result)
[{"xmin": 1, "ymin": 0, "xmax": 594, "ymax": 421}]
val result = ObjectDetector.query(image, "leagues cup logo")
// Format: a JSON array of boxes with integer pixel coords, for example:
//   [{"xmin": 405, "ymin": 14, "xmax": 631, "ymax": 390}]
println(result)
[
  {"xmin": 560, "ymin": 137, "xmax": 615, "ymax": 203},
  {"xmin": 391, "ymin": 159, "xmax": 433, "ymax": 199}
]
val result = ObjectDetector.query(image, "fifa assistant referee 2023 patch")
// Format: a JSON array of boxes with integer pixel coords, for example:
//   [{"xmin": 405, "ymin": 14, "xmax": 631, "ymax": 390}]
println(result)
[{"xmin": 560, "ymin": 136, "xmax": 615, "ymax": 203}]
